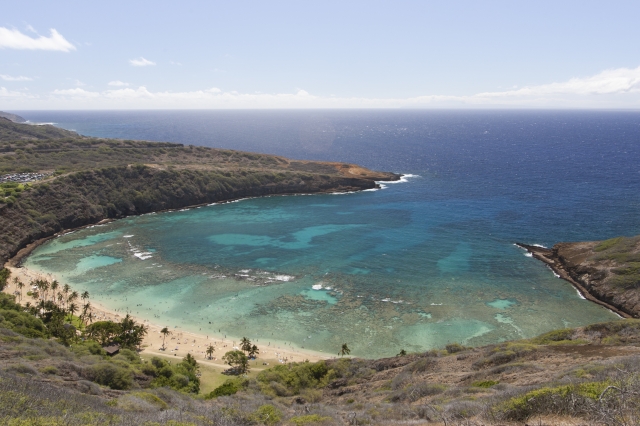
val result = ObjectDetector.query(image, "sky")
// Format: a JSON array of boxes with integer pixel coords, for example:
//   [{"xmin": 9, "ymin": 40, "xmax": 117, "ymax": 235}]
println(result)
[{"xmin": 1, "ymin": 0, "xmax": 640, "ymax": 109}]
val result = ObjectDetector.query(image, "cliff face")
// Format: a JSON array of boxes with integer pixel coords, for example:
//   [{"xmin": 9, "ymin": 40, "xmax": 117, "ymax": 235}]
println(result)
[
  {"xmin": 0, "ymin": 165, "xmax": 390, "ymax": 265},
  {"xmin": 519, "ymin": 236, "xmax": 640, "ymax": 318}
]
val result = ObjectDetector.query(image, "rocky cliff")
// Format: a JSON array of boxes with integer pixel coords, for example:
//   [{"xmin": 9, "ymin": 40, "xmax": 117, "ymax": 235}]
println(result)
[{"xmin": 518, "ymin": 236, "xmax": 640, "ymax": 318}]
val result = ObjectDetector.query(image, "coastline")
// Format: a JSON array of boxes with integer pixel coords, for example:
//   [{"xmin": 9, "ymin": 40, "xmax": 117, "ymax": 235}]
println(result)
[
  {"xmin": 2, "ymin": 262, "xmax": 332, "ymax": 368},
  {"xmin": 2, "ymin": 185, "xmax": 411, "ymax": 365},
  {"xmin": 516, "ymin": 243, "xmax": 631, "ymax": 319}
]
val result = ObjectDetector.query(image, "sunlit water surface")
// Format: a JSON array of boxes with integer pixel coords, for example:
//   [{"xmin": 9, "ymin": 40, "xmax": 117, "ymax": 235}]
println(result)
[{"xmin": 21, "ymin": 110, "xmax": 640, "ymax": 358}]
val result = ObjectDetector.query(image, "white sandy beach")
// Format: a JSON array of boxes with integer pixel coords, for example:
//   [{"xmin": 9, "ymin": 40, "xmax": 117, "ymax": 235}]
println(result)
[{"xmin": 2, "ymin": 264, "xmax": 331, "ymax": 371}]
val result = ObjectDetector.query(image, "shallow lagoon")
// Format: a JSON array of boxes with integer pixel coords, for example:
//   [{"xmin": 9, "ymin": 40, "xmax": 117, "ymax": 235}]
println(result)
[
  {"xmin": 25, "ymin": 179, "xmax": 618, "ymax": 358},
  {"xmin": 20, "ymin": 110, "xmax": 640, "ymax": 358}
]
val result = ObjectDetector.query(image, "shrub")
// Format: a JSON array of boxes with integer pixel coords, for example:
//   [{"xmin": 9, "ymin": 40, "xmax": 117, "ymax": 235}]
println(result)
[
  {"xmin": 206, "ymin": 380, "xmax": 242, "ymax": 399},
  {"xmin": 87, "ymin": 362, "xmax": 133, "ymax": 390},
  {"xmin": 594, "ymin": 237, "xmax": 625, "ymax": 252},
  {"xmin": 388, "ymin": 382, "xmax": 446, "ymax": 402},
  {"xmin": 530, "ymin": 328, "xmax": 573, "ymax": 344},
  {"xmin": 289, "ymin": 414, "xmax": 333, "ymax": 425},
  {"xmin": 445, "ymin": 343, "xmax": 466, "ymax": 353},
  {"xmin": 6, "ymin": 364, "xmax": 38, "ymax": 375},
  {"xmin": 496, "ymin": 381, "xmax": 610, "ymax": 421},
  {"xmin": 40, "ymin": 366, "xmax": 58, "ymax": 375},
  {"xmin": 472, "ymin": 380, "xmax": 499, "ymax": 388},
  {"xmin": 251, "ymin": 404, "xmax": 282, "ymax": 425},
  {"xmin": 404, "ymin": 357, "xmax": 437, "ymax": 373}
]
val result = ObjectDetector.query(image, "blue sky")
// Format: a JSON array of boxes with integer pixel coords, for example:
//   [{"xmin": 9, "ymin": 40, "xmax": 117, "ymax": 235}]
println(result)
[{"xmin": 2, "ymin": 0, "xmax": 640, "ymax": 109}]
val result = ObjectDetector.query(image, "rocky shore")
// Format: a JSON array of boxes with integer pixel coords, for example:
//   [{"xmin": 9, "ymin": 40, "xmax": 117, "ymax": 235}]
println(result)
[{"xmin": 517, "ymin": 238, "xmax": 640, "ymax": 319}]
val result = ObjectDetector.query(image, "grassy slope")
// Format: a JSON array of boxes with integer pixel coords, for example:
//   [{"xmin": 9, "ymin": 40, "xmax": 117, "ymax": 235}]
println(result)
[
  {"xmin": 552, "ymin": 236, "xmax": 640, "ymax": 318},
  {"xmin": 2, "ymin": 288, "xmax": 640, "ymax": 425}
]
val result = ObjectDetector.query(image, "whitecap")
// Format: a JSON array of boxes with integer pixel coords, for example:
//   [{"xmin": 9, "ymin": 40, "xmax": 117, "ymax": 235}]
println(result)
[
  {"xmin": 311, "ymin": 284, "xmax": 323, "ymax": 290},
  {"xmin": 430, "ymin": 303, "xmax": 443, "ymax": 306},
  {"xmin": 532, "ymin": 243, "xmax": 547, "ymax": 248},
  {"xmin": 524, "ymin": 252, "xmax": 533, "ymax": 257},
  {"xmin": 134, "ymin": 252, "xmax": 153, "ymax": 260},
  {"xmin": 123, "ymin": 235, "xmax": 134, "ymax": 238},
  {"xmin": 376, "ymin": 174, "xmax": 420, "ymax": 186},
  {"xmin": 575, "ymin": 288, "xmax": 586, "ymax": 299},
  {"xmin": 274, "ymin": 275, "xmax": 294, "ymax": 282}
]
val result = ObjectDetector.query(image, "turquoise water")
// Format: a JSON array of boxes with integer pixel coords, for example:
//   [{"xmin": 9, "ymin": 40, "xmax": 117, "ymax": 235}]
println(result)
[
  {"xmin": 19, "ymin": 110, "xmax": 640, "ymax": 358},
  {"xmin": 25, "ymin": 181, "xmax": 618, "ymax": 358}
]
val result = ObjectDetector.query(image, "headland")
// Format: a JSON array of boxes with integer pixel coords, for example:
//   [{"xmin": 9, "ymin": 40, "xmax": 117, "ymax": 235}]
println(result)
[{"xmin": 517, "ymin": 235, "xmax": 640, "ymax": 319}]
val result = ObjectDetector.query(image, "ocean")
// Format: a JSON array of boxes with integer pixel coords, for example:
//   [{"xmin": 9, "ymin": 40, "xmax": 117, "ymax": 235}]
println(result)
[{"xmin": 17, "ymin": 110, "xmax": 640, "ymax": 358}]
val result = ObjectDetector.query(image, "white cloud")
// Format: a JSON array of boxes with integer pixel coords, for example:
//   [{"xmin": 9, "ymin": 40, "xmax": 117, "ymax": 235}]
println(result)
[
  {"xmin": 51, "ymin": 88, "xmax": 99, "ymax": 98},
  {"xmin": 129, "ymin": 57, "xmax": 156, "ymax": 67},
  {"xmin": 0, "ymin": 74, "xmax": 32, "ymax": 81},
  {"xmin": 0, "ymin": 27, "xmax": 75, "ymax": 52},
  {"xmin": 108, "ymin": 80, "xmax": 129, "ymax": 87},
  {"xmin": 4, "ymin": 66, "xmax": 640, "ymax": 109},
  {"xmin": 474, "ymin": 66, "xmax": 640, "ymax": 98},
  {"xmin": 170, "ymin": 61, "xmax": 182, "ymax": 66},
  {"xmin": 0, "ymin": 87, "xmax": 29, "ymax": 98}
]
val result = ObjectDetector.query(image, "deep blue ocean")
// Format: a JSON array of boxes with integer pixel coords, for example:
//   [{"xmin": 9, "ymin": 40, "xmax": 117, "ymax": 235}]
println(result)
[{"xmin": 17, "ymin": 110, "xmax": 640, "ymax": 357}]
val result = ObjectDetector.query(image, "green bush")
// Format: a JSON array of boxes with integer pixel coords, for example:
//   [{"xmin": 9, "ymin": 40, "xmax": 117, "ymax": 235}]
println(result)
[
  {"xmin": 472, "ymin": 380, "xmax": 499, "ymax": 388},
  {"xmin": 289, "ymin": 414, "xmax": 333, "ymax": 425},
  {"xmin": 251, "ymin": 404, "xmax": 282, "ymax": 425},
  {"xmin": 496, "ymin": 381, "xmax": 610, "ymax": 421},
  {"xmin": 594, "ymin": 237, "xmax": 625, "ymax": 252},
  {"xmin": 257, "ymin": 361, "xmax": 330, "ymax": 395},
  {"xmin": 87, "ymin": 362, "xmax": 133, "ymax": 390},
  {"xmin": 530, "ymin": 329, "xmax": 573, "ymax": 344},
  {"xmin": 445, "ymin": 343, "xmax": 466, "ymax": 353},
  {"xmin": 40, "ymin": 366, "xmax": 58, "ymax": 375},
  {"xmin": 206, "ymin": 379, "xmax": 245, "ymax": 398}
]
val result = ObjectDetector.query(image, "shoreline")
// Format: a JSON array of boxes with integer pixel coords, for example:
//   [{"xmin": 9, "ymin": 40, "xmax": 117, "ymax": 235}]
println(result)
[
  {"xmin": 515, "ymin": 243, "xmax": 631, "ymax": 319},
  {"xmin": 2, "ymin": 262, "xmax": 332, "ymax": 368},
  {"xmin": 6, "ymin": 181, "xmax": 402, "ymax": 268},
  {"xmin": 2, "ymin": 185, "xmax": 412, "ymax": 365}
]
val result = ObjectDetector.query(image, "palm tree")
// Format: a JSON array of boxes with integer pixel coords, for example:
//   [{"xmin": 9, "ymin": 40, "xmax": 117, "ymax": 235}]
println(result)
[
  {"xmin": 62, "ymin": 284, "xmax": 70, "ymax": 309},
  {"xmin": 206, "ymin": 344, "xmax": 215, "ymax": 360},
  {"xmin": 248, "ymin": 344, "xmax": 259, "ymax": 359},
  {"xmin": 240, "ymin": 337, "xmax": 252, "ymax": 353},
  {"xmin": 17, "ymin": 281, "xmax": 24, "ymax": 302},
  {"xmin": 57, "ymin": 293, "xmax": 64, "ymax": 307},
  {"xmin": 81, "ymin": 290, "xmax": 89, "ymax": 302},
  {"xmin": 339, "ymin": 343, "xmax": 350, "ymax": 357},
  {"xmin": 81, "ymin": 302, "xmax": 92, "ymax": 326},
  {"xmin": 50, "ymin": 280, "xmax": 59, "ymax": 301},
  {"xmin": 40, "ymin": 280, "xmax": 50, "ymax": 302},
  {"xmin": 68, "ymin": 302, "xmax": 78, "ymax": 322},
  {"xmin": 160, "ymin": 327, "xmax": 171, "ymax": 350}
]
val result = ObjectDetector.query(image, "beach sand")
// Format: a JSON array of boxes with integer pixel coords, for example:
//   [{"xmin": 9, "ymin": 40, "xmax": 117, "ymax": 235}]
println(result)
[{"xmin": 2, "ymin": 264, "xmax": 331, "ymax": 373}]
